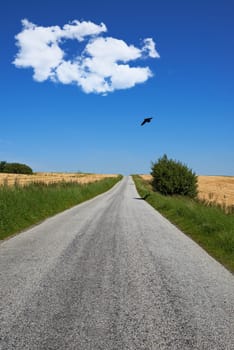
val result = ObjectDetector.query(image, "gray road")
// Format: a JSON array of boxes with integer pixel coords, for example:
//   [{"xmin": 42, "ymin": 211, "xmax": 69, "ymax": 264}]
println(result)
[{"xmin": 0, "ymin": 176, "xmax": 233, "ymax": 350}]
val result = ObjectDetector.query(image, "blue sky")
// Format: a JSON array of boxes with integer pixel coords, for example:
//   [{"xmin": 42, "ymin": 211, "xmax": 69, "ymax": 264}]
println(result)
[{"xmin": 1, "ymin": 0, "xmax": 233, "ymax": 175}]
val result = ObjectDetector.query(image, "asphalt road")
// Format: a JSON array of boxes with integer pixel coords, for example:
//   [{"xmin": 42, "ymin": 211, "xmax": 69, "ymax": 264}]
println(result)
[{"xmin": 0, "ymin": 176, "xmax": 233, "ymax": 350}]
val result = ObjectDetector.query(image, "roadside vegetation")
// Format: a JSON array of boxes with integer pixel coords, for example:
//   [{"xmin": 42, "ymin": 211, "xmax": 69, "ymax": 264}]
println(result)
[
  {"xmin": 0, "ymin": 176, "xmax": 122, "ymax": 240},
  {"xmin": 133, "ymin": 175, "xmax": 234, "ymax": 273}
]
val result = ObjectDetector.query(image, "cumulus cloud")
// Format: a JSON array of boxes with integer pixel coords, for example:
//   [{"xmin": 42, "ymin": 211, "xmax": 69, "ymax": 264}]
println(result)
[
  {"xmin": 142, "ymin": 38, "xmax": 160, "ymax": 58},
  {"xmin": 13, "ymin": 19, "xmax": 160, "ymax": 94}
]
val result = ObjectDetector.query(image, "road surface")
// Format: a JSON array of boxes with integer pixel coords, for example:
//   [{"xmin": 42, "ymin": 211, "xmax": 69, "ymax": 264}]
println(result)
[{"xmin": 0, "ymin": 176, "xmax": 233, "ymax": 349}]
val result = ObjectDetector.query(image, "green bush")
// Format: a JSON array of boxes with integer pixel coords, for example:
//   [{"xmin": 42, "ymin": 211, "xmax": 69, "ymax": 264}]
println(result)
[
  {"xmin": 151, "ymin": 154, "xmax": 198, "ymax": 198},
  {"xmin": 0, "ymin": 161, "xmax": 33, "ymax": 174}
]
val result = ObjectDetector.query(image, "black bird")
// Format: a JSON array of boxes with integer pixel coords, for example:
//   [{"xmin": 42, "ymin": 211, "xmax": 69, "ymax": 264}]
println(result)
[{"xmin": 141, "ymin": 117, "xmax": 153, "ymax": 126}]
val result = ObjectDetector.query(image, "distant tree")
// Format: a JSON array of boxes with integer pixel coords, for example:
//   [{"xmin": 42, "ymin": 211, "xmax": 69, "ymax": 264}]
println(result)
[
  {"xmin": 1, "ymin": 162, "xmax": 33, "ymax": 174},
  {"xmin": 0, "ymin": 161, "xmax": 7, "ymax": 172},
  {"xmin": 151, "ymin": 154, "xmax": 198, "ymax": 198}
]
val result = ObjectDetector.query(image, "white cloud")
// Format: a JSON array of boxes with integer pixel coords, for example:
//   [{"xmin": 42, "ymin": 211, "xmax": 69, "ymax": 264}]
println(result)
[
  {"xmin": 142, "ymin": 38, "xmax": 160, "ymax": 58},
  {"xmin": 85, "ymin": 37, "xmax": 141, "ymax": 62},
  {"xmin": 56, "ymin": 61, "xmax": 81, "ymax": 84},
  {"xmin": 13, "ymin": 20, "xmax": 64, "ymax": 81},
  {"xmin": 111, "ymin": 64, "xmax": 152, "ymax": 89},
  {"xmin": 13, "ymin": 19, "xmax": 159, "ymax": 94},
  {"xmin": 62, "ymin": 20, "xmax": 107, "ymax": 41}
]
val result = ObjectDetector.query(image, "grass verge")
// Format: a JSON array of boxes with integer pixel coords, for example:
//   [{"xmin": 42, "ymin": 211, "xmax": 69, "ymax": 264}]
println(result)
[
  {"xmin": 133, "ymin": 175, "xmax": 234, "ymax": 273},
  {"xmin": 0, "ymin": 176, "xmax": 122, "ymax": 240}
]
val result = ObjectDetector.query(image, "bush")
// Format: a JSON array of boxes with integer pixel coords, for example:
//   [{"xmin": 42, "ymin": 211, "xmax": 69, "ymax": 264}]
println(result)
[
  {"xmin": 0, "ymin": 161, "xmax": 33, "ymax": 174},
  {"xmin": 151, "ymin": 154, "xmax": 198, "ymax": 198}
]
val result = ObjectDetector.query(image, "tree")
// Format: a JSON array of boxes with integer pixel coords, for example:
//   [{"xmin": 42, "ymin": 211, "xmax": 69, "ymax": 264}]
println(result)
[
  {"xmin": 0, "ymin": 161, "xmax": 7, "ymax": 172},
  {"xmin": 0, "ymin": 161, "xmax": 33, "ymax": 174},
  {"xmin": 151, "ymin": 154, "xmax": 198, "ymax": 198}
]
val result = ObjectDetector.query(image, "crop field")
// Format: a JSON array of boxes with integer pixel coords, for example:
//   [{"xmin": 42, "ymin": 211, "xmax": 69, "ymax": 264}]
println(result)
[
  {"xmin": 0, "ymin": 172, "xmax": 118, "ymax": 187},
  {"xmin": 139, "ymin": 175, "xmax": 234, "ymax": 209},
  {"xmin": 197, "ymin": 176, "xmax": 234, "ymax": 208}
]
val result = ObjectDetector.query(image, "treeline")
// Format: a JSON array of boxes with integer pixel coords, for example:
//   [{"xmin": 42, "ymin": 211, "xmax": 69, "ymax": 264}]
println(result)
[{"xmin": 0, "ymin": 161, "xmax": 33, "ymax": 174}]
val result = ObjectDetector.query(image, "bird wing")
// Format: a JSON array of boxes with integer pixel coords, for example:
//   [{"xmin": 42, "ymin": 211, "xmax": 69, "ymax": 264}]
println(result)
[{"xmin": 141, "ymin": 120, "xmax": 146, "ymax": 126}]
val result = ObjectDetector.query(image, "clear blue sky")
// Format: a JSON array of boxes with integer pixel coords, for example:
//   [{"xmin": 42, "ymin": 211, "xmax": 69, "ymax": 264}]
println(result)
[{"xmin": 1, "ymin": 0, "xmax": 233, "ymax": 175}]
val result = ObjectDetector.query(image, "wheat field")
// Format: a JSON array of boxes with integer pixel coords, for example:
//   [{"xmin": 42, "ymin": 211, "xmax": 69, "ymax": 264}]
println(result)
[
  {"xmin": 139, "ymin": 174, "xmax": 234, "ymax": 208},
  {"xmin": 197, "ymin": 176, "xmax": 234, "ymax": 208},
  {"xmin": 0, "ymin": 173, "xmax": 118, "ymax": 187}
]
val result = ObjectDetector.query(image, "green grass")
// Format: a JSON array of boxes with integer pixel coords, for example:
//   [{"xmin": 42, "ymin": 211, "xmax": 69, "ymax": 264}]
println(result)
[
  {"xmin": 133, "ymin": 175, "xmax": 234, "ymax": 273},
  {"xmin": 0, "ymin": 176, "xmax": 122, "ymax": 240}
]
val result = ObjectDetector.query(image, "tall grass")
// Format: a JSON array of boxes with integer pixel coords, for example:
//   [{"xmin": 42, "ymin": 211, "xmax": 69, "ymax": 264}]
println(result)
[
  {"xmin": 133, "ymin": 175, "xmax": 234, "ymax": 273},
  {"xmin": 0, "ymin": 176, "xmax": 122, "ymax": 240}
]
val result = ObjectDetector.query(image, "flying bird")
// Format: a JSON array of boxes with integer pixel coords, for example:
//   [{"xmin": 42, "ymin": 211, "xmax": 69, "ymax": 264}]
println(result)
[{"xmin": 141, "ymin": 117, "xmax": 153, "ymax": 126}]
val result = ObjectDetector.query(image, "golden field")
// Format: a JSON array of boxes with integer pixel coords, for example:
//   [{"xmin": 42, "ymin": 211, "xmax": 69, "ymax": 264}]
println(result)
[
  {"xmin": 197, "ymin": 176, "xmax": 234, "ymax": 208},
  {"xmin": 140, "ymin": 175, "xmax": 234, "ymax": 208},
  {"xmin": 0, "ymin": 173, "xmax": 118, "ymax": 187}
]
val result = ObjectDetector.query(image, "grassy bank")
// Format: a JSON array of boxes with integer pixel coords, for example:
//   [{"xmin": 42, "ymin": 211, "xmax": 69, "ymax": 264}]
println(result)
[
  {"xmin": 133, "ymin": 175, "xmax": 234, "ymax": 272},
  {"xmin": 0, "ymin": 176, "xmax": 122, "ymax": 240}
]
